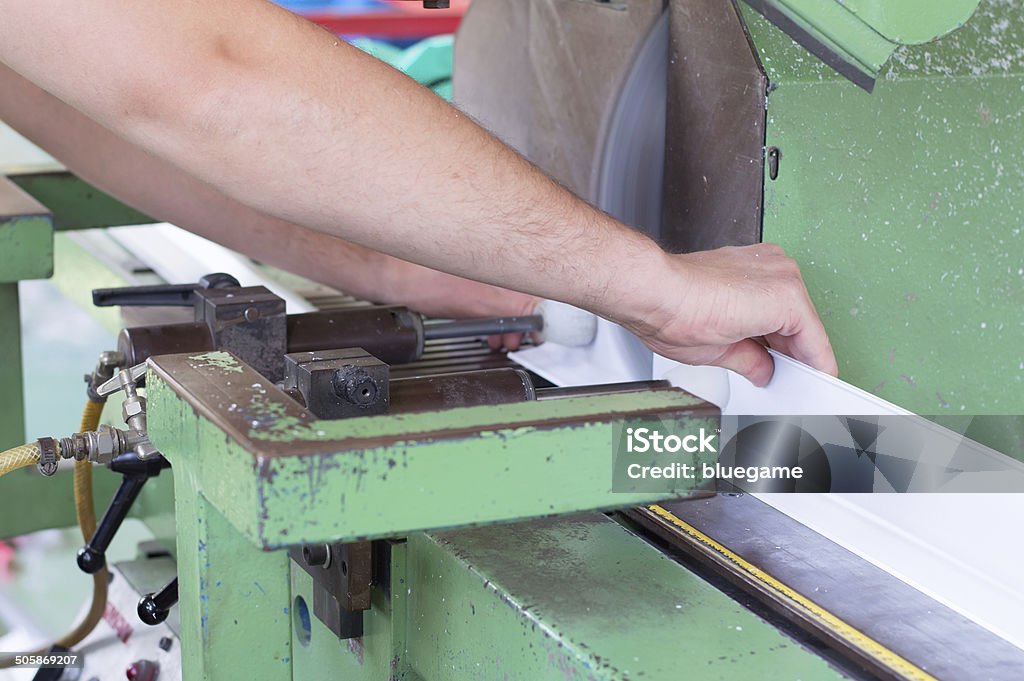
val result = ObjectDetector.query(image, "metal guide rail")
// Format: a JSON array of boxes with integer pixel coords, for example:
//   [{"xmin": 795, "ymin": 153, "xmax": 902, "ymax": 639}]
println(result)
[{"xmin": 625, "ymin": 496, "xmax": 1024, "ymax": 681}]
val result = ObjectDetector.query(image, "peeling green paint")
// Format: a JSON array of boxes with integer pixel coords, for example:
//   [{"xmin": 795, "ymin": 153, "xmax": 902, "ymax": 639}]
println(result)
[
  {"xmin": 187, "ymin": 350, "xmax": 245, "ymax": 373},
  {"xmin": 145, "ymin": 357, "xmax": 717, "ymax": 549}
]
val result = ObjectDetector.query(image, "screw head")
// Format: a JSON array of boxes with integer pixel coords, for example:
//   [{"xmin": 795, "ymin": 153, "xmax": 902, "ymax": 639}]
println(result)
[{"xmin": 302, "ymin": 544, "xmax": 331, "ymax": 568}]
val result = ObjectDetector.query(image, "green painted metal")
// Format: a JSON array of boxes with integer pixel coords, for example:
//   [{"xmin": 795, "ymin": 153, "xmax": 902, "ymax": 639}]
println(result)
[
  {"xmin": 0, "ymin": 168, "xmax": 164, "ymax": 539},
  {"xmin": 50, "ymin": 232, "xmax": 136, "ymax": 335},
  {"xmin": 172, "ymin": 480, "xmax": 292, "ymax": 681},
  {"xmin": 0, "ymin": 176, "xmax": 52, "ymax": 283},
  {"xmin": 0, "ymin": 175, "xmax": 49, "ymax": 456},
  {"xmin": 146, "ymin": 350, "xmax": 718, "ymax": 549},
  {"xmin": 286, "ymin": 516, "xmax": 844, "ymax": 681},
  {"xmin": 836, "ymin": 0, "xmax": 980, "ymax": 44},
  {"xmin": 8, "ymin": 170, "xmax": 153, "ymax": 232},
  {"xmin": 0, "ymin": 283, "xmax": 25, "ymax": 451},
  {"xmin": 405, "ymin": 515, "xmax": 846, "ymax": 680},
  {"xmin": 746, "ymin": 1, "xmax": 1024, "ymax": 442},
  {"xmin": 289, "ymin": 542, "xmax": 415, "ymax": 681},
  {"xmin": 748, "ymin": 0, "xmax": 981, "ymax": 83}
]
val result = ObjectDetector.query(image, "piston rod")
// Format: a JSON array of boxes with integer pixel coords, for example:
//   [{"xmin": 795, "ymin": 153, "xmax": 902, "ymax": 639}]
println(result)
[{"xmin": 422, "ymin": 315, "xmax": 543, "ymax": 340}]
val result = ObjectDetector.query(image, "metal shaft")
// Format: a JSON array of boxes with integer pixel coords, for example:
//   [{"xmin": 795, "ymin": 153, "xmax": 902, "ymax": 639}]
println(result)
[
  {"xmin": 536, "ymin": 381, "xmax": 672, "ymax": 400},
  {"xmin": 423, "ymin": 315, "xmax": 543, "ymax": 340}
]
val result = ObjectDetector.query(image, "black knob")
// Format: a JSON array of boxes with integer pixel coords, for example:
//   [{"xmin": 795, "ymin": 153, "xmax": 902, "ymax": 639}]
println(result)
[
  {"xmin": 77, "ymin": 545, "xmax": 105, "ymax": 574},
  {"xmin": 138, "ymin": 578, "xmax": 178, "ymax": 626}
]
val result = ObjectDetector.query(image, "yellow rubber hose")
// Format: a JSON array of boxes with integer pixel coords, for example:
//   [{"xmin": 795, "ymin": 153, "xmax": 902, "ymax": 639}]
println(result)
[
  {"xmin": 0, "ymin": 399, "xmax": 110, "ymax": 668},
  {"xmin": 0, "ymin": 442, "xmax": 42, "ymax": 477}
]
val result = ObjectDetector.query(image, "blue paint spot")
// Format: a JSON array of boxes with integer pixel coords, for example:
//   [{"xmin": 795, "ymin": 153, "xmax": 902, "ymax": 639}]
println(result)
[
  {"xmin": 282, "ymin": 657, "xmax": 291, "ymax": 663},
  {"xmin": 283, "ymin": 607, "xmax": 290, "ymax": 614},
  {"xmin": 215, "ymin": 581, "xmax": 222, "ymax": 587}
]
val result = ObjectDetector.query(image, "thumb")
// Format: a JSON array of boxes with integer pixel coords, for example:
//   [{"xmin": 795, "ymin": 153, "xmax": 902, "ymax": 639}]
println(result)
[{"xmin": 708, "ymin": 339, "xmax": 775, "ymax": 387}]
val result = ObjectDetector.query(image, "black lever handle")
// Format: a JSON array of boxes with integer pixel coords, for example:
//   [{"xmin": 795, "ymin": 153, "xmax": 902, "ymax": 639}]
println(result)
[
  {"xmin": 77, "ymin": 453, "xmax": 170, "ymax": 575},
  {"xmin": 138, "ymin": 577, "xmax": 178, "ymax": 626},
  {"xmin": 92, "ymin": 272, "xmax": 240, "ymax": 308}
]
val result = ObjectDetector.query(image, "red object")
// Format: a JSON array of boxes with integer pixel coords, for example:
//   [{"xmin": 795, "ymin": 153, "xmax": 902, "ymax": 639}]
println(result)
[
  {"xmin": 0, "ymin": 541, "xmax": 13, "ymax": 583},
  {"xmin": 126, "ymin": 659, "xmax": 159, "ymax": 681},
  {"xmin": 303, "ymin": 11, "xmax": 462, "ymax": 37},
  {"xmin": 301, "ymin": 0, "xmax": 469, "ymax": 38}
]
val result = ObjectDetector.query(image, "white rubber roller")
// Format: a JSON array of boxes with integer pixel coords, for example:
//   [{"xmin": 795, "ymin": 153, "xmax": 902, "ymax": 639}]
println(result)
[{"xmin": 534, "ymin": 300, "xmax": 598, "ymax": 347}]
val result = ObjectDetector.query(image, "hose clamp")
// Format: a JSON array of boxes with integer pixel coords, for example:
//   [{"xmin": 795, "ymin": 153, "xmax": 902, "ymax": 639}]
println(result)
[{"xmin": 36, "ymin": 437, "xmax": 59, "ymax": 477}]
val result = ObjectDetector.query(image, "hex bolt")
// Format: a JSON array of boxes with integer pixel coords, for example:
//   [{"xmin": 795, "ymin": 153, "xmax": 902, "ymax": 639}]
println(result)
[{"xmin": 332, "ymin": 366, "xmax": 380, "ymax": 407}]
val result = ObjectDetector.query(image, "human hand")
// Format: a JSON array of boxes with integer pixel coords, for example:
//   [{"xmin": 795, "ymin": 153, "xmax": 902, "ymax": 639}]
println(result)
[{"xmin": 617, "ymin": 243, "xmax": 837, "ymax": 387}]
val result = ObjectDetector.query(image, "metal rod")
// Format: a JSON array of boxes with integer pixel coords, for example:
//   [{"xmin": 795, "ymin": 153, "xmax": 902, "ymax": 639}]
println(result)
[
  {"xmin": 423, "ymin": 315, "xmax": 543, "ymax": 340},
  {"xmin": 536, "ymin": 380, "xmax": 672, "ymax": 400}
]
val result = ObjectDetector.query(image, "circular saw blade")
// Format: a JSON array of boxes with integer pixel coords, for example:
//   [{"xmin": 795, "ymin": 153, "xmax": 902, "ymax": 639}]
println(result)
[{"xmin": 594, "ymin": 10, "xmax": 669, "ymax": 242}]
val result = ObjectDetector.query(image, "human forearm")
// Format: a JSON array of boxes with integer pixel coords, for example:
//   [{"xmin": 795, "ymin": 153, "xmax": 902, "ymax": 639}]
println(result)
[
  {"xmin": 0, "ymin": 0, "xmax": 664, "ymax": 322},
  {"xmin": 0, "ymin": 62, "xmax": 535, "ymax": 318},
  {"xmin": 0, "ymin": 2, "xmax": 837, "ymax": 383}
]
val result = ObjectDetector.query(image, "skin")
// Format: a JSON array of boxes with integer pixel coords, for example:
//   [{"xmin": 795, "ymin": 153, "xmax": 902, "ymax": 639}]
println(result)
[
  {"xmin": 0, "ymin": 63, "xmax": 539, "ymax": 349},
  {"xmin": 0, "ymin": 0, "xmax": 837, "ymax": 386}
]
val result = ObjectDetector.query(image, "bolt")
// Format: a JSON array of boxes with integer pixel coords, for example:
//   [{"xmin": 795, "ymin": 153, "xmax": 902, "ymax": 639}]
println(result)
[
  {"xmin": 332, "ymin": 366, "xmax": 380, "ymax": 407},
  {"xmin": 302, "ymin": 544, "xmax": 331, "ymax": 568},
  {"xmin": 244, "ymin": 307, "xmax": 260, "ymax": 322}
]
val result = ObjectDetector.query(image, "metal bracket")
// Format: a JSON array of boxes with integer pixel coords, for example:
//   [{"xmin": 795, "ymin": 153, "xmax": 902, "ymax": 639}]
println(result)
[
  {"xmin": 283, "ymin": 348, "xmax": 389, "ymax": 639},
  {"xmin": 291, "ymin": 541, "xmax": 373, "ymax": 639}
]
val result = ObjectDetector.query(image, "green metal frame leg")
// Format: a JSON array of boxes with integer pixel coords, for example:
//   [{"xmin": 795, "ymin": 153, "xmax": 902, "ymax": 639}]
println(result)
[
  {"xmin": 0, "ymin": 282, "xmax": 25, "ymax": 450},
  {"xmin": 172, "ymin": 476, "xmax": 292, "ymax": 681}
]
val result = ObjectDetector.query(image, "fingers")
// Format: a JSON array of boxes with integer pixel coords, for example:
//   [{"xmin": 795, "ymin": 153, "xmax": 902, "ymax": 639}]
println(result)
[
  {"xmin": 487, "ymin": 332, "xmax": 529, "ymax": 351},
  {"xmin": 775, "ymin": 290, "xmax": 838, "ymax": 377},
  {"xmin": 769, "ymin": 324, "xmax": 838, "ymax": 377},
  {"xmin": 709, "ymin": 339, "xmax": 775, "ymax": 387},
  {"xmin": 502, "ymin": 332, "xmax": 523, "ymax": 351}
]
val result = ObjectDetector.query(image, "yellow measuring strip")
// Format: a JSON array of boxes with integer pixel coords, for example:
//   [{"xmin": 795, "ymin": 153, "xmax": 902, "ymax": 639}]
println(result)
[{"xmin": 646, "ymin": 504, "xmax": 938, "ymax": 681}]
